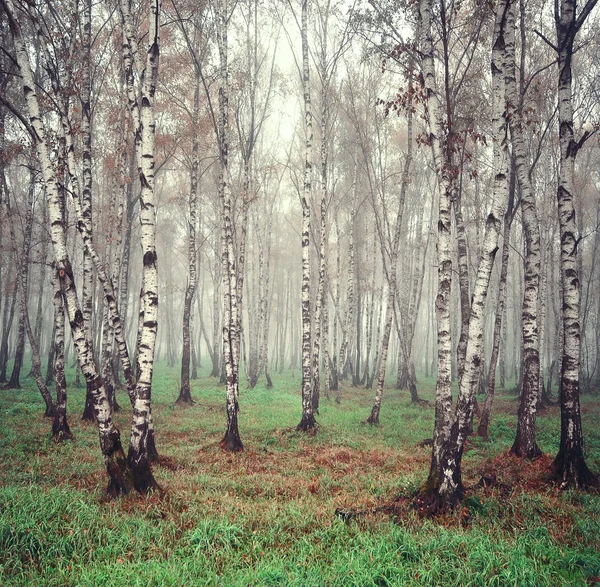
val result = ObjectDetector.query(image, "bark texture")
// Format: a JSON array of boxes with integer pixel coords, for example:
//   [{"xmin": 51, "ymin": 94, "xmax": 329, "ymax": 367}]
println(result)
[
  {"xmin": 552, "ymin": 0, "xmax": 598, "ymax": 489},
  {"xmin": 505, "ymin": 0, "xmax": 542, "ymax": 459},
  {"xmin": 297, "ymin": 0, "xmax": 316, "ymax": 432},
  {"xmin": 3, "ymin": 0, "xmax": 133, "ymax": 495},
  {"xmin": 417, "ymin": 0, "xmax": 510, "ymax": 512}
]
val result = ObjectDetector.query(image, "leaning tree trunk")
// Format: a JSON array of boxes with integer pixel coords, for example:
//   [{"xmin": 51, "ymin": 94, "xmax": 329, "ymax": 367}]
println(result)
[
  {"xmin": 552, "ymin": 0, "xmax": 598, "ymax": 489},
  {"xmin": 478, "ymin": 179, "xmax": 514, "ymax": 440},
  {"xmin": 297, "ymin": 0, "xmax": 316, "ymax": 432},
  {"xmin": 416, "ymin": 0, "xmax": 509, "ymax": 513},
  {"xmin": 505, "ymin": 0, "xmax": 542, "ymax": 459},
  {"xmin": 367, "ymin": 105, "xmax": 413, "ymax": 424},
  {"xmin": 5, "ymin": 173, "xmax": 35, "ymax": 391},
  {"xmin": 3, "ymin": 0, "xmax": 134, "ymax": 494}
]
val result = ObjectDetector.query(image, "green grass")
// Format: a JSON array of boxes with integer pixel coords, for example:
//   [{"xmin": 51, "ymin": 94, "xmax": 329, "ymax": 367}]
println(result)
[{"xmin": 1, "ymin": 361, "xmax": 599, "ymax": 586}]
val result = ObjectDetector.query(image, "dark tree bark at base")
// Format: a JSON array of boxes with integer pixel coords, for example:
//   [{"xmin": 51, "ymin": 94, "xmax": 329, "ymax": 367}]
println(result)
[
  {"xmin": 129, "ymin": 447, "xmax": 162, "ymax": 494},
  {"xmin": 409, "ymin": 379, "xmax": 427, "ymax": 404},
  {"xmin": 44, "ymin": 399, "xmax": 55, "ymax": 418},
  {"xmin": 510, "ymin": 435, "xmax": 542, "ymax": 459},
  {"xmin": 221, "ymin": 420, "xmax": 244, "ymax": 452},
  {"xmin": 552, "ymin": 448, "xmax": 598, "ymax": 490},
  {"xmin": 175, "ymin": 387, "xmax": 195, "ymax": 405},
  {"xmin": 266, "ymin": 373, "xmax": 273, "ymax": 389},
  {"xmin": 147, "ymin": 427, "xmax": 160, "ymax": 463},
  {"xmin": 365, "ymin": 405, "xmax": 380, "ymax": 425},
  {"xmin": 3, "ymin": 377, "xmax": 21, "ymax": 390},
  {"xmin": 413, "ymin": 468, "xmax": 465, "ymax": 518},
  {"xmin": 311, "ymin": 389, "xmax": 320, "ymax": 414},
  {"xmin": 52, "ymin": 408, "xmax": 73, "ymax": 442},
  {"xmin": 296, "ymin": 413, "xmax": 317, "ymax": 432},
  {"xmin": 105, "ymin": 442, "xmax": 134, "ymax": 497},
  {"xmin": 477, "ymin": 413, "xmax": 491, "ymax": 442},
  {"xmin": 81, "ymin": 391, "xmax": 95, "ymax": 421}
]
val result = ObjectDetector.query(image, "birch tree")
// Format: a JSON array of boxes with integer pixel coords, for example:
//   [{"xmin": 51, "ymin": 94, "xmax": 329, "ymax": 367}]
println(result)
[
  {"xmin": 366, "ymin": 100, "xmax": 413, "ymax": 424},
  {"xmin": 1, "ymin": 0, "xmax": 134, "ymax": 495},
  {"xmin": 552, "ymin": 0, "xmax": 598, "ymax": 488},
  {"xmin": 177, "ymin": 72, "xmax": 200, "ymax": 405},
  {"xmin": 416, "ymin": 0, "xmax": 510, "ymax": 512},
  {"xmin": 297, "ymin": 0, "xmax": 317, "ymax": 431},
  {"xmin": 505, "ymin": 0, "xmax": 542, "ymax": 459},
  {"xmin": 215, "ymin": 0, "xmax": 244, "ymax": 451},
  {"xmin": 119, "ymin": 0, "xmax": 163, "ymax": 488}
]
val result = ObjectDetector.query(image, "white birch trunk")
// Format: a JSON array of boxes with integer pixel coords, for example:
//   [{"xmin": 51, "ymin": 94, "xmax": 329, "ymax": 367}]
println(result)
[
  {"xmin": 417, "ymin": 0, "xmax": 454, "ymax": 491},
  {"xmin": 127, "ymin": 0, "xmax": 162, "ymax": 489},
  {"xmin": 367, "ymin": 106, "xmax": 413, "ymax": 424},
  {"xmin": 552, "ymin": 0, "xmax": 598, "ymax": 488},
  {"xmin": 417, "ymin": 0, "xmax": 509, "ymax": 513},
  {"xmin": 297, "ymin": 0, "xmax": 316, "ymax": 431},
  {"xmin": 505, "ymin": 0, "xmax": 542, "ymax": 459},
  {"xmin": 216, "ymin": 0, "xmax": 243, "ymax": 450},
  {"xmin": 431, "ymin": 0, "xmax": 510, "ymax": 508}
]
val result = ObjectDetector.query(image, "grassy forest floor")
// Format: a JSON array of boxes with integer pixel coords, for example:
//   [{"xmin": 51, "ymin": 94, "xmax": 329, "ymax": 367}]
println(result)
[{"xmin": 1, "ymin": 362, "xmax": 600, "ymax": 586}]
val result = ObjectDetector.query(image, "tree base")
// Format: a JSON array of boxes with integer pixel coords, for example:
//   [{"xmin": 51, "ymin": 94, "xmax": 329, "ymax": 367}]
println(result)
[
  {"xmin": 413, "ymin": 474, "xmax": 464, "ymax": 517},
  {"xmin": 552, "ymin": 452, "xmax": 598, "ymax": 490},
  {"xmin": 81, "ymin": 392, "xmax": 96, "ymax": 422},
  {"xmin": 147, "ymin": 429, "xmax": 160, "ymax": 464},
  {"xmin": 106, "ymin": 446, "xmax": 134, "ymax": 497},
  {"xmin": 510, "ymin": 442, "xmax": 543, "ymax": 460},
  {"xmin": 130, "ymin": 459, "xmax": 162, "ymax": 495},
  {"xmin": 175, "ymin": 391, "xmax": 195, "ymax": 405},
  {"xmin": 476, "ymin": 422, "xmax": 489, "ymax": 442},
  {"xmin": 220, "ymin": 430, "xmax": 244, "ymax": 452},
  {"xmin": 52, "ymin": 413, "xmax": 73, "ymax": 442},
  {"xmin": 296, "ymin": 414, "xmax": 317, "ymax": 432}
]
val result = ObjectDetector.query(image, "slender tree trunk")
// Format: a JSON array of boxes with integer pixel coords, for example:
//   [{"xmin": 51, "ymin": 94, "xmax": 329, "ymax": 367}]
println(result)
[
  {"xmin": 338, "ymin": 151, "xmax": 358, "ymax": 387},
  {"xmin": 478, "ymin": 181, "xmax": 514, "ymax": 440},
  {"xmin": 367, "ymin": 106, "xmax": 413, "ymax": 424},
  {"xmin": 417, "ymin": 0, "xmax": 454, "ymax": 497},
  {"xmin": 120, "ymin": 0, "xmax": 163, "ymax": 489},
  {"xmin": 0, "ymin": 267, "xmax": 17, "ymax": 383},
  {"xmin": 80, "ymin": 0, "xmax": 95, "ymax": 420},
  {"xmin": 506, "ymin": 0, "xmax": 542, "ymax": 459},
  {"xmin": 5, "ymin": 171, "xmax": 35, "ymax": 390},
  {"xmin": 552, "ymin": 0, "xmax": 598, "ymax": 488},
  {"xmin": 297, "ymin": 0, "xmax": 316, "ymax": 432},
  {"xmin": 51, "ymin": 267, "xmax": 72, "ymax": 441},
  {"xmin": 215, "ymin": 0, "xmax": 243, "ymax": 450},
  {"xmin": 178, "ymin": 75, "xmax": 200, "ymax": 405}
]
